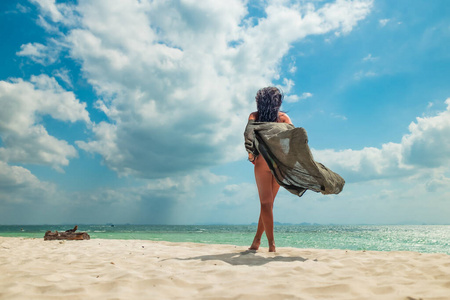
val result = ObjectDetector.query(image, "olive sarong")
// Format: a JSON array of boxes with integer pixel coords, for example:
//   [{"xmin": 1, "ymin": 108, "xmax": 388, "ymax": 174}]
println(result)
[{"xmin": 244, "ymin": 120, "xmax": 345, "ymax": 197}]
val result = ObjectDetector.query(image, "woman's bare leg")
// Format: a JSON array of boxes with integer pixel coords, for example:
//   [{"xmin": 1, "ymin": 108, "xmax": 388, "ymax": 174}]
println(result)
[
  {"xmin": 272, "ymin": 175, "xmax": 281, "ymax": 202},
  {"xmin": 252, "ymin": 157, "xmax": 280, "ymax": 252},
  {"xmin": 249, "ymin": 215, "xmax": 264, "ymax": 250},
  {"xmin": 249, "ymin": 175, "xmax": 280, "ymax": 250}
]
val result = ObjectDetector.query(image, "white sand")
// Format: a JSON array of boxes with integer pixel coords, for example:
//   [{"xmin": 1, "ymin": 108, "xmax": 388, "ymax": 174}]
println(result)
[{"xmin": 0, "ymin": 237, "xmax": 449, "ymax": 300}]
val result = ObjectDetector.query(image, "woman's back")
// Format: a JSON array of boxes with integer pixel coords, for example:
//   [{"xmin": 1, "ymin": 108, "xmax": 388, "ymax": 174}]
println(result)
[{"xmin": 248, "ymin": 111, "xmax": 293, "ymax": 125}]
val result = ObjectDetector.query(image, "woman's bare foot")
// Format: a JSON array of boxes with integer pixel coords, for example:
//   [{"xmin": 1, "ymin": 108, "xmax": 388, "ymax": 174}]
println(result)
[
  {"xmin": 248, "ymin": 238, "xmax": 261, "ymax": 250},
  {"xmin": 268, "ymin": 241, "xmax": 276, "ymax": 252}
]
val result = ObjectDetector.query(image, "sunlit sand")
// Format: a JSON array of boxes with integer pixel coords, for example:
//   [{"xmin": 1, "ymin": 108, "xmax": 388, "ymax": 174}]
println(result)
[{"xmin": 0, "ymin": 237, "xmax": 449, "ymax": 299}]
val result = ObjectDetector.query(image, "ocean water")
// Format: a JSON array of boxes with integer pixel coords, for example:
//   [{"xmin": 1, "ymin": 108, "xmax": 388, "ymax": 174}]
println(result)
[{"xmin": 0, "ymin": 225, "xmax": 449, "ymax": 255}]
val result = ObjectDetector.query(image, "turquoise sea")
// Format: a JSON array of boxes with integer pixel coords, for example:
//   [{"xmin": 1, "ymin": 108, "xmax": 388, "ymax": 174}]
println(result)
[{"xmin": 0, "ymin": 225, "xmax": 449, "ymax": 255}]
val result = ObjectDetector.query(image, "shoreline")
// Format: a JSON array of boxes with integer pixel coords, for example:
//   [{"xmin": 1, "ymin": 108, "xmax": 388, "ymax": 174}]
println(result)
[
  {"xmin": 1, "ymin": 237, "xmax": 449, "ymax": 299},
  {"xmin": 1, "ymin": 224, "xmax": 449, "ymax": 255}
]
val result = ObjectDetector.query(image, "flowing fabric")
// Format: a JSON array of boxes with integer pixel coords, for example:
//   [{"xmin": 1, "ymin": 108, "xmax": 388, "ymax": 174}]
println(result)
[{"xmin": 244, "ymin": 120, "xmax": 345, "ymax": 197}]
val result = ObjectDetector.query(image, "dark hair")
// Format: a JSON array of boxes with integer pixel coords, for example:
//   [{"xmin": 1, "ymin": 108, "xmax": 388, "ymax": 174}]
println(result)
[{"xmin": 255, "ymin": 86, "xmax": 283, "ymax": 122}]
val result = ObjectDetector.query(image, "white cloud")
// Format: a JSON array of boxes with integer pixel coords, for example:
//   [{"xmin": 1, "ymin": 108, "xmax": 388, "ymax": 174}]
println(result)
[
  {"xmin": 31, "ymin": 0, "xmax": 63, "ymax": 22},
  {"xmin": 222, "ymin": 184, "xmax": 241, "ymax": 196},
  {"xmin": 0, "ymin": 75, "xmax": 90, "ymax": 170},
  {"xmin": 30, "ymin": 0, "xmax": 78, "ymax": 25},
  {"xmin": 3, "ymin": 3, "xmax": 31, "ymax": 14},
  {"xmin": 285, "ymin": 92, "xmax": 313, "ymax": 103},
  {"xmin": 16, "ymin": 42, "xmax": 58, "ymax": 65},
  {"xmin": 282, "ymin": 78, "xmax": 295, "ymax": 93},
  {"xmin": 16, "ymin": 4, "xmax": 31, "ymax": 14},
  {"xmin": 16, "ymin": 42, "xmax": 47, "ymax": 57},
  {"xmin": 0, "ymin": 162, "xmax": 56, "ymax": 203},
  {"xmin": 379, "ymin": 18, "xmax": 390, "ymax": 27},
  {"xmin": 219, "ymin": 183, "xmax": 257, "ymax": 206},
  {"xmin": 30, "ymin": 0, "xmax": 373, "ymax": 179},
  {"xmin": 313, "ymin": 98, "xmax": 450, "ymax": 182},
  {"xmin": 288, "ymin": 59, "xmax": 297, "ymax": 73},
  {"xmin": 402, "ymin": 98, "xmax": 450, "ymax": 167},
  {"xmin": 354, "ymin": 70, "xmax": 377, "ymax": 80},
  {"xmin": 426, "ymin": 173, "xmax": 450, "ymax": 192},
  {"xmin": 30, "ymin": 0, "xmax": 80, "ymax": 33},
  {"xmin": 52, "ymin": 68, "xmax": 72, "ymax": 88},
  {"xmin": 142, "ymin": 170, "xmax": 228, "ymax": 199},
  {"xmin": 16, "ymin": 37, "xmax": 68, "ymax": 65},
  {"xmin": 330, "ymin": 112, "xmax": 347, "ymax": 120},
  {"xmin": 281, "ymin": 79, "xmax": 313, "ymax": 103},
  {"xmin": 363, "ymin": 53, "xmax": 378, "ymax": 62},
  {"xmin": 285, "ymin": 94, "xmax": 300, "ymax": 103}
]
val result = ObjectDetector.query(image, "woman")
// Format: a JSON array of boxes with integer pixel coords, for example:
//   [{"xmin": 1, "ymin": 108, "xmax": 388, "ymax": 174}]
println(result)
[{"xmin": 247, "ymin": 87, "xmax": 292, "ymax": 252}]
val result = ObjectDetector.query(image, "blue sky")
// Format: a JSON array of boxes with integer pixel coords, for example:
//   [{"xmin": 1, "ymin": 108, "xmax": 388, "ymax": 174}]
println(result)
[{"xmin": 0, "ymin": 0, "xmax": 449, "ymax": 225}]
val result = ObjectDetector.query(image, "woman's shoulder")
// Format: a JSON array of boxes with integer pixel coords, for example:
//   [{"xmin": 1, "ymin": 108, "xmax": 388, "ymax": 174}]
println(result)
[
  {"xmin": 278, "ymin": 112, "xmax": 293, "ymax": 124},
  {"xmin": 248, "ymin": 111, "xmax": 258, "ymax": 120}
]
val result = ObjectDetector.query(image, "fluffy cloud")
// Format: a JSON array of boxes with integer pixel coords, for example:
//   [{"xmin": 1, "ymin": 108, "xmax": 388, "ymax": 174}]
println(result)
[
  {"xmin": 142, "ymin": 170, "xmax": 227, "ymax": 199},
  {"xmin": 354, "ymin": 70, "xmax": 377, "ymax": 80},
  {"xmin": 280, "ymin": 78, "xmax": 313, "ymax": 103},
  {"xmin": 362, "ymin": 53, "xmax": 378, "ymax": 62},
  {"xmin": 425, "ymin": 174, "xmax": 450, "ymax": 192},
  {"xmin": 29, "ymin": 0, "xmax": 373, "ymax": 179},
  {"xmin": 30, "ymin": 0, "xmax": 79, "ymax": 25},
  {"xmin": 401, "ymin": 100, "xmax": 450, "ymax": 167},
  {"xmin": 16, "ymin": 43, "xmax": 53, "ymax": 65},
  {"xmin": 16, "ymin": 41, "xmax": 63, "ymax": 65},
  {"xmin": 0, "ymin": 161, "xmax": 56, "ymax": 203},
  {"xmin": 313, "ymin": 98, "xmax": 450, "ymax": 182},
  {"xmin": 0, "ymin": 75, "xmax": 90, "ymax": 170},
  {"xmin": 220, "ymin": 182, "xmax": 257, "ymax": 206},
  {"xmin": 285, "ymin": 92, "xmax": 313, "ymax": 103},
  {"xmin": 379, "ymin": 18, "xmax": 390, "ymax": 27}
]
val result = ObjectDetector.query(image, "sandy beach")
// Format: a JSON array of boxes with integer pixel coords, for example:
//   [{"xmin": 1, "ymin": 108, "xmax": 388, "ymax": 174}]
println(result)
[{"xmin": 0, "ymin": 237, "xmax": 449, "ymax": 300}]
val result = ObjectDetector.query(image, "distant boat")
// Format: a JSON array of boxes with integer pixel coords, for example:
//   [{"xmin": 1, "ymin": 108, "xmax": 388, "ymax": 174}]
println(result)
[{"xmin": 111, "ymin": 224, "xmax": 115, "ymax": 227}]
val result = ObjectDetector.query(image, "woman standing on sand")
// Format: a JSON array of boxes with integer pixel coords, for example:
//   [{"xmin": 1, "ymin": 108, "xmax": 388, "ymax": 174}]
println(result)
[
  {"xmin": 244, "ymin": 87, "xmax": 344, "ymax": 252},
  {"xmin": 246, "ymin": 87, "xmax": 293, "ymax": 252}
]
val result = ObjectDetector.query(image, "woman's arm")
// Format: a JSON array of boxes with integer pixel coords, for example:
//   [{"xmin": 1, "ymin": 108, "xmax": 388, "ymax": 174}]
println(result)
[
  {"xmin": 247, "ymin": 112, "xmax": 257, "ymax": 164},
  {"xmin": 279, "ymin": 112, "xmax": 293, "ymax": 125}
]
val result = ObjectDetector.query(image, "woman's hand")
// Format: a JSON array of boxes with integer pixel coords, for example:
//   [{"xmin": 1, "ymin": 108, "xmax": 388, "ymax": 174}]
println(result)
[{"xmin": 248, "ymin": 153, "xmax": 256, "ymax": 165}]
